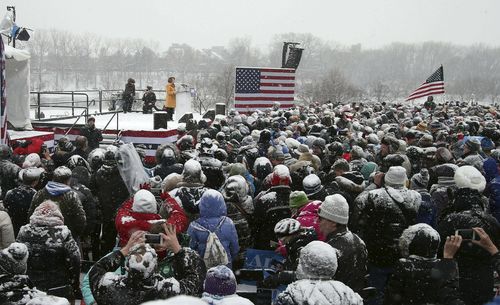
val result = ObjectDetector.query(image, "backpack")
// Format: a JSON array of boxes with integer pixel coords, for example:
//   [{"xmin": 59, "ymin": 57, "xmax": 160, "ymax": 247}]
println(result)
[{"xmin": 192, "ymin": 217, "xmax": 229, "ymax": 268}]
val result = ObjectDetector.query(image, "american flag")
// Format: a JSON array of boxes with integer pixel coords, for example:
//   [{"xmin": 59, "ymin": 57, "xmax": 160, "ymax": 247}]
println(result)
[
  {"xmin": 406, "ymin": 66, "xmax": 445, "ymax": 101},
  {"xmin": 234, "ymin": 67, "xmax": 295, "ymax": 113},
  {"xmin": 0, "ymin": 37, "xmax": 7, "ymax": 145}
]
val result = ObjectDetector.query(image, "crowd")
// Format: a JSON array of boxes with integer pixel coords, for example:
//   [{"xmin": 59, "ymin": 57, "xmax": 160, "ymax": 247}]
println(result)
[{"xmin": 1, "ymin": 98, "xmax": 500, "ymax": 305}]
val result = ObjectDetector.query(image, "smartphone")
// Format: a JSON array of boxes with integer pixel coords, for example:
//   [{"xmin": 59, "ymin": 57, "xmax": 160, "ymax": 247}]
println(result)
[
  {"xmin": 145, "ymin": 234, "xmax": 163, "ymax": 245},
  {"xmin": 455, "ymin": 229, "xmax": 480, "ymax": 241}
]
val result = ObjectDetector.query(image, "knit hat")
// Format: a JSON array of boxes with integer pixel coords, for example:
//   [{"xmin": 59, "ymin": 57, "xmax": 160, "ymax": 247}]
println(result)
[
  {"xmin": 454, "ymin": 165, "xmax": 486, "ymax": 192},
  {"xmin": 384, "ymin": 166, "xmax": 408, "ymax": 187},
  {"xmin": 294, "ymin": 144, "xmax": 310, "ymax": 156},
  {"xmin": 30, "ymin": 200, "xmax": 64, "ymax": 226},
  {"xmin": 228, "ymin": 163, "xmax": 246, "ymax": 177},
  {"xmin": 303, "ymin": 174, "xmax": 323, "ymax": 196},
  {"xmin": 267, "ymin": 165, "xmax": 291, "ymax": 187},
  {"xmin": 133, "ymin": 189, "xmax": 158, "ymax": 213},
  {"xmin": 289, "ymin": 191, "xmax": 309, "ymax": 209},
  {"xmin": 22, "ymin": 153, "xmax": 42, "ymax": 168},
  {"xmin": 318, "ymin": 194, "xmax": 349, "ymax": 224},
  {"xmin": 360, "ymin": 162, "xmax": 378, "ymax": 180},
  {"xmin": 296, "ymin": 241, "xmax": 338, "ymax": 280},
  {"xmin": 203, "ymin": 265, "xmax": 237, "ymax": 296},
  {"xmin": 435, "ymin": 147, "xmax": 454, "ymax": 163},
  {"xmin": 162, "ymin": 173, "xmax": 182, "ymax": 192},
  {"xmin": 0, "ymin": 242, "xmax": 29, "ymax": 275},
  {"xmin": 465, "ymin": 138, "xmax": 481, "ymax": 153},
  {"xmin": 411, "ymin": 169, "xmax": 429, "ymax": 190}
]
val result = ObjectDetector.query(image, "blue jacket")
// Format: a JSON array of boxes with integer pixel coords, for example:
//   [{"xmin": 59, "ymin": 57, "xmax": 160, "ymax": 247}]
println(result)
[
  {"xmin": 484, "ymin": 158, "xmax": 500, "ymax": 223},
  {"xmin": 415, "ymin": 190, "xmax": 437, "ymax": 228},
  {"xmin": 187, "ymin": 190, "xmax": 239, "ymax": 267}
]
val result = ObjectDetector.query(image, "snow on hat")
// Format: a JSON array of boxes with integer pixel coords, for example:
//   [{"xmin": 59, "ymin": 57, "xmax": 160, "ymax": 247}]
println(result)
[
  {"xmin": 268, "ymin": 164, "xmax": 291, "ymax": 186},
  {"xmin": 19, "ymin": 167, "xmax": 44, "ymax": 183},
  {"xmin": 126, "ymin": 244, "xmax": 158, "ymax": 280},
  {"xmin": 399, "ymin": 223, "xmax": 440, "ymax": 258},
  {"xmin": 454, "ymin": 165, "xmax": 486, "ymax": 192},
  {"xmin": 318, "ymin": 194, "xmax": 349, "ymax": 225},
  {"xmin": 22, "ymin": 153, "xmax": 41, "ymax": 168},
  {"xmin": 289, "ymin": 191, "xmax": 309, "ymax": 209},
  {"xmin": 30, "ymin": 200, "xmax": 64, "ymax": 226},
  {"xmin": 182, "ymin": 159, "xmax": 206, "ymax": 184},
  {"xmin": 294, "ymin": 144, "xmax": 310, "ymax": 156},
  {"xmin": 27, "ymin": 296, "xmax": 70, "ymax": 305},
  {"xmin": 141, "ymin": 296, "xmax": 206, "ymax": 305},
  {"xmin": 251, "ymin": 129, "xmax": 261, "ymax": 141},
  {"xmin": 133, "ymin": 189, "xmax": 158, "ymax": 214},
  {"xmin": 360, "ymin": 162, "xmax": 378, "ymax": 180},
  {"xmin": 0, "ymin": 242, "xmax": 29, "ymax": 275},
  {"xmin": 87, "ymin": 116, "xmax": 96, "ymax": 122},
  {"xmin": 411, "ymin": 169, "xmax": 429, "ymax": 190},
  {"xmin": 465, "ymin": 138, "xmax": 481, "ymax": 153},
  {"xmin": 367, "ymin": 133, "xmax": 379, "ymax": 145},
  {"xmin": 302, "ymin": 174, "xmax": 322, "ymax": 196},
  {"xmin": 384, "ymin": 166, "xmax": 408, "ymax": 187},
  {"xmin": 228, "ymin": 163, "xmax": 246, "ymax": 177},
  {"xmin": 162, "ymin": 173, "xmax": 182, "ymax": 192},
  {"xmin": 203, "ymin": 265, "xmax": 237, "ymax": 296},
  {"xmin": 296, "ymin": 241, "xmax": 338, "ymax": 280},
  {"xmin": 222, "ymin": 175, "xmax": 248, "ymax": 202}
]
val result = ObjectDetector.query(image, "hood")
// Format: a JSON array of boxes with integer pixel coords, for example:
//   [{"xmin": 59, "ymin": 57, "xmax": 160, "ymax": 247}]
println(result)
[
  {"xmin": 483, "ymin": 157, "xmax": 499, "ymax": 183},
  {"xmin": 45, "ymin": 181, "xmax": 72, "ymax": 196},
  {"xmin": 297, "ymin": 200, "xmax": 321, "ymax": 218},
  {"xmin": 199, "ymin": 189, "xmax": 227, "ymax": 218}
]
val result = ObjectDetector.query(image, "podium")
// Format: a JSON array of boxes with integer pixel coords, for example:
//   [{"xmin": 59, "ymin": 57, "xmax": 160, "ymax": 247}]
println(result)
[
  {"xmin": 154, "ymin": 112, "xmax": 168, "ymax": 129},
  {"xmin": 175, "ymin": 89, "xmax": 192, "ymax": 122}
]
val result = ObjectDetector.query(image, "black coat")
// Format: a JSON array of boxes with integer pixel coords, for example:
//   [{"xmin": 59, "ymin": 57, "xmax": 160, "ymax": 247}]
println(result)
[
  {"xmin": 437, "ymin": 208, "xmax": 500, "ymax": 305},
  {"xmin": 384, "ymin": 257, "xmax": 464, "ymax": 305},
  {"xmin": 89, "ymin": 248, "xmax": 206, "ymax": 305},
  {"xmin": 91, "ymin": 165, "xmax": 129, "ymax": 222},
  {"xmin": 0, "ymin": 160, "xmax": 21, "ymax": 200},
  {"xmin": 72, "ymin": 182, "xmax": 98, "ymax": 235},
  {"xmin": 153, "ymin": 162, "xmax": 183, "ymax": 180},
  {"xmin": 4, "ymin": 184, "xmax": 36, "ymax": 236},
  {"xmin": 326, "ymin": 228, "xmax": 368, "ymax": 293},
  {"xmin": 253, "ymin": 185, "xmax": 292, "ymax": 250},
  {"xmin": 81, "ymin": 126, "xmax": 103, "ymax": 150}
]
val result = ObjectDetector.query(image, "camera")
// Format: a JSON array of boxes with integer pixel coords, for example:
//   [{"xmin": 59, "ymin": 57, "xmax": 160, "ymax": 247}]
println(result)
[
  {"xmin": 145, "ymin": 234, "xmax": 163, "ymax": 245},
  {"xmin": 455, "ymin": 229, "xmax": 480, "ymax": 241}
]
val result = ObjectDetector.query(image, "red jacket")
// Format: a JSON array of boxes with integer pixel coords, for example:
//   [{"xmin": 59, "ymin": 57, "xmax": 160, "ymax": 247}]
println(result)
[
  {"xmin": 115, "ymin": 198, "xmax": 162, "ymax": 247},
  {"xmin": 293, "ymin": 200, "xmax": 325, "ymax": 241},
  {"xmin": 160, "ymin": 192, "xmax": 189, "ymax": 233}
]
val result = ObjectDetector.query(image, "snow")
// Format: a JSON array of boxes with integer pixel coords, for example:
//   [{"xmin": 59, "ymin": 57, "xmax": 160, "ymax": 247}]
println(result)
[
  {"xmin": 281, "ymin": 280, "xmax": 363, "ymax": 305},
  {"xmin": 53, "ymin": 166, "xmax": 72, "ymax": 177},
  {"xmin": 120, "ymin": 216, "xmax": 135, "ymax": 225},
  {"xmin": 260, "ymin": 192, "xmax": 277, "ymax": 202},
  {"xmin": 7, "ymin": 130, "xmax": 53, "ymax": 140},
  {"xmin": 100, "ymin": 272, "xmax": 121, "ymax": 287},
  {"xmin": 26, "ymin": 295, "xmax": 70, "ymax": 305},
  {"xmin": 127, "ymin": 245, "xmax": 157, "ymax": 279},
  {"xmin": 399, "ymin": 223, "xmax": 440, "ymax": 258},
  {"xmin": 157, "ymin": 277, "xmax": 180, "ymax": 294},
  {"xmin": 303, "ymin": 174, "xmax": 320, "ymax": 188},
  {"xmin": 253, "ymin": 157, "xmax": 271, "ymax": 168},
  {"xmin": 296, "ymin": 241, "xmax": 337, "ymax": 280},
  {"xmin": 140, "ymin": 295, "xmax": 206, "ymax": 305},
  {"xmin": 274, "ymin": 164, "xmax": 290, "ymax": 178}
]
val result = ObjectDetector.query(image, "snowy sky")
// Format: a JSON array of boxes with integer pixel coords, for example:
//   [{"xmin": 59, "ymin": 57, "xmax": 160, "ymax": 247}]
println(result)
[{"xmin": 7, "ymin": 0, "xmax": 500, "ymax": 49}]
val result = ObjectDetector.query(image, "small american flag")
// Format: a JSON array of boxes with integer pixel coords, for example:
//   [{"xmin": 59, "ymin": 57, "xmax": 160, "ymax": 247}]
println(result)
[
  {"xmin": 234, "ymin": 67, "xmax": 295, "ymax": 113},
  {"xmin": 406, "ymin": 66, "xmax": 445, "ymax": 101},
  {"xmin": 0, "ymin": 37, "xmax": 7, "ymax": 145}
]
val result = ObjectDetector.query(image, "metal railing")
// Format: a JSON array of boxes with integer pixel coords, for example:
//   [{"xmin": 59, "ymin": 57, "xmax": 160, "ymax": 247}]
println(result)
[
  {"xmin": 64, "ymin": 109, "xmax": 88, "ymax": 136},
  {"xmin": 102, "ymin": 111, "xmax": 120, "ymax": 133}
]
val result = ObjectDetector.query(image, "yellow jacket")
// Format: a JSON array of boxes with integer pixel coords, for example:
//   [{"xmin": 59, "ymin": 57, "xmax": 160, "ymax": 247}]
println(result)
[{"xmin": 165, "ymin": 83, "xmax": 176, "ymax": 108}]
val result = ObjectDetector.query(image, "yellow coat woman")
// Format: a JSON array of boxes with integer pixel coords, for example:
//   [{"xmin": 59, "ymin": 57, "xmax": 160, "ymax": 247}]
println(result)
[{"xmin": 165, "ymin": 77, "xmax": 176, "ymax": 109}]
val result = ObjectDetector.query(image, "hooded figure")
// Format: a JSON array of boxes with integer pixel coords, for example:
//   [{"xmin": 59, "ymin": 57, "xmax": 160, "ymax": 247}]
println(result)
[
  {"xmin": 0, "ymin": 242, "xmax": 52, "ymax": 305},
  {"xmin": 153, "ymin": 145, "xmax": 183, "ymax": 180},
  {"xmin": 0, "ymin": 144, "xmax": 21, "ymax": 200},
  {"xmin": 17, "ymin": 201, "xmax": 81, "ymax": 301},
  {"xmin": 187, "ymin": 190, "xmax": 239, "ymax": 268},
  {"xmin": 28, "ymin": 166, "xmax": 86, "ymax": 238},
  {"xmin": 275, "ymin": 241, "xmax": 363, "ymax": 305},
  {"xmin": 201, "ymin": 265, "xmax": 254, "ymax": 305},
  {"xmin": 384, "ymin": 224, "xmax": 463, "ymax": 305}
]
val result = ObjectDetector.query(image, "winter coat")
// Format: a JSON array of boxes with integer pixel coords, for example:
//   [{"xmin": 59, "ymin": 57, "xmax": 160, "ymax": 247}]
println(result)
[
  {"xmin": 293, "ymin": 200, "xmax": 324, "ymax": 241},
  {"xmin": 275, "ymin": 279, "xmax": 363, "ymax": 305},
  {"xmin": 358, "ymin": 186, "xmax": 421, "ymax": 267},
  {"xmin": 187, "ymin": 192, "xmax": 239, "ymax": 267},
  {"xmin": 123, "ymin": 82, "xmax": 135, "ymax": 101},
  {"xmin": 225, "ymin": 195, "xmax": 254, "ymax": 252},
  {"xmin": 415, "ymin": 189, "xmax": 437, "ymax": 228},
  {"xmin": 326, "ymin": 228, "xmax": 367, "ymax": 293},
  {"xmin": 4, "ymin": 185, "xmax": 36, "ymax": 236},
  {"xmin": 166, "ymin": 82, "xmax": 176, "ymax": 108},
  {"xmin": 439, "ymin": 188, "xmax": 488, "ymax": 223},
  {"xmin": 0, "ymin": 274, "xmax": 45, "ymax": 305},
  {"xmin": 92, "ymin": 164, "xmax": 129, "ymax": 222},
  {"xmin": 159, "ymin": 193, "xmax": 189, "ymax": 233},
  {"xmin": 298, "ymin": 152, "xmax": 321, "ymax": 172},
  {"xmin": 71, "ymin": 182, "xmax": 98, "ymax": 236},
  {"xmin": 0, "ymin": 210, "xmax": 14, "ymax": 249},
  {"xmin": 199, "ymin": 156, "xmax": 225, "ymax": 190},
  {"xmin": 384, "ymin": 257, "xmax": 464, "ymax": 305},
  {"xmin": 0, "ymin": 159, "xmax": 21, "ymax": 200},
  {"xmin": 80, "ymin": 126, "xmax": 103, "ymax": 150},
  {"xmin": 17, "ymin": 223, "xmax": 80, "ymax": 300},
  {"xmin": 28, "ymin": 182, "xmax": 87, "ymax": 237},
  {"xmin": 437, "ymin": 206, "xmax": 500, "ymax": 305},
  {"xmin": 489, "ymin": 176, "xmax": 500, "ymax": 223},
  {"xmin": 89, "ymin": 247, "xmax": 205, "ymax": 305},
  {"xmin": 202, "ymin": 293, "xmax": 255, "ymax": 305},
  {"xmin": 282, "ymin": 228, "xmax": 317, "ymax": 271},
  {"xmin": 115, "ymin": 197, "xmax": 162, "ymax": 247},
  {"xmin": 170, "ymin": 182, "xmax": 208, "ymax": 220},
  {"xmin": 253, "ymin": 185, "xmax": 292, "ymax": 250},
  {"xmin": 153, "ymin": 162, "xmax": 183, "ymax": 180},
  {"xmin": 430, "ymin": 176, "xmax": 458, "ymax": 222}
]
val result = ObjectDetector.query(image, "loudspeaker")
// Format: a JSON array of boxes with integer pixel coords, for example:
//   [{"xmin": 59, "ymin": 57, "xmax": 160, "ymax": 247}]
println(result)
[
  {"xmin": 203, "ymin": 109, "xmax": 215, "ymax": 121},
  {"xmin": 178, "ymin": 112, "xmax": 194, "ymax": 123},
  {"xmin": 154, "ymin": 112, "xmax": 168, "ymax": 130},
  {"xmin": 215, "ymin": 103, "xmax": 226, "ymax": 115}
]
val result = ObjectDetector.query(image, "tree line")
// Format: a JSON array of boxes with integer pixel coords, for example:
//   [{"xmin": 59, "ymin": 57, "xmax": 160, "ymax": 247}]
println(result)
[{"xmin": 21, "ymin": 30, "xmax": 500, "ymax": 108}]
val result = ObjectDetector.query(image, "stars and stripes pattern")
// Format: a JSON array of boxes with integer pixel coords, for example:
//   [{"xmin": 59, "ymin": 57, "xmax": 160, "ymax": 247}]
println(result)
[
  {"xmin": 234, "ymin": 67, "xmax": 295, "ymax": 113},
  {"xmin": 0, "ymin": 37, "xmax": 7, "ymax": 145},
  {"xmin": 406, "ymin": 65, "xmax": 445, "ymax": 101}
]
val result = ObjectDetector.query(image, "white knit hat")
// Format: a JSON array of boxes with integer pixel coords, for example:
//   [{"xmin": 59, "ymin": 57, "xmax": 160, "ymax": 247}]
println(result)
[
  {"xmin": 454, "ymin": 165, "xmax": 486, "ymax": 192},
  {"xmin": 385, "ymin": 166, "xmax": 408, "ymax": 187},
  {"xmin": 133, "ymin": 189, "xmax": 158, "ymax": 213},
  {"xmin": 318, "ymin": 194, "xmax": 349, "ymax": 225}
]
